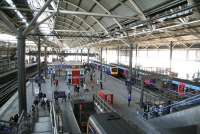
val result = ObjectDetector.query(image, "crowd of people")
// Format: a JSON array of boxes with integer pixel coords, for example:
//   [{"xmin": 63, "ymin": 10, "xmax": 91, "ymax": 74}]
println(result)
[
  {"xmin": 9, "ymin": 114, "xmax": 19, "ymax": 125},
  {"xmin": 142, "ymin": 100, "xmax": 172, "ymax": 119},
  {"xmin": 32, "ymin": 92, "xmax": 50, "ymax": 112}
]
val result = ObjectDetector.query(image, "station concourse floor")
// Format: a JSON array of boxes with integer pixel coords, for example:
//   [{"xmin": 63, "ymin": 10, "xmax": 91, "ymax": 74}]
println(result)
[{"xmin": 0, "ymin": 70, "xmax": 161, "ymax": 134}]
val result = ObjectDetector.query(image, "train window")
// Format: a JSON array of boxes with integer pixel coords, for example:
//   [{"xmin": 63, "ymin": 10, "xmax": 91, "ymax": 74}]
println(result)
[{"xmin": 112, "ymin": 68, "xmax": 117, "ymax": 72}]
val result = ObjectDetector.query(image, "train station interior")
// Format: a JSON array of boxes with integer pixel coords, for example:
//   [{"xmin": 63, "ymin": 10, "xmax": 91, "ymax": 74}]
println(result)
[{"xmin": 0, "ymin": 0, "xmax": 200, "ymax": 134}]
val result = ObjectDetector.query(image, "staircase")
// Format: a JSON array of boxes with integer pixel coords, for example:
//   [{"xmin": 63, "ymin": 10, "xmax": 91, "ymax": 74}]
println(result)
[{"xmin": 32, "ymin": 107, "xmax": 52, "ymax": 134}]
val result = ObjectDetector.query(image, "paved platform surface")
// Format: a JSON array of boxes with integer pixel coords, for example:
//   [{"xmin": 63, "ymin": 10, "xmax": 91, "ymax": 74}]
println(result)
[
  {"xmin": 0, "ymin": 70, "xmax": 162, "ymax": 134},
  {"xmin": 92, "ymin": 70, "xmax": 161, "ymax": 134}
]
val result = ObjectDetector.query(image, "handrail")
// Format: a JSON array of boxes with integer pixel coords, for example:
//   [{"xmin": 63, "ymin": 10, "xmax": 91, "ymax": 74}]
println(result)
[
  {"xmin": 50, "ymin": 101, "xmax": 58, "ymax": 134},
  {"xmin": 142, "ymin": 94, "xmax": 200, "ymax": 119},
  {"xmin": 17, "ymin": 111, "xmax": 24, "ymax": 125},
  {"xmin": 163, "ymin": 93, "xmax": 200, "ymax": 109},
  {"xmin": 93, "ymin": 94, "xmax": 117, "ymax": 113}
]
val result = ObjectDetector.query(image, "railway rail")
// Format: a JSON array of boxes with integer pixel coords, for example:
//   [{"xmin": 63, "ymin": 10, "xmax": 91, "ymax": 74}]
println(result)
[{"xmin": 0, "ymin": 62, "xmax": 45, "ymax": 107}]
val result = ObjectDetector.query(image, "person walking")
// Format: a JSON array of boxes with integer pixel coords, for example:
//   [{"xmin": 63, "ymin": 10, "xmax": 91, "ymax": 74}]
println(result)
[
  {"xmin": 55, "ymin": 79, "xmax": 59, "ymax": 88},
  {"xmin": 128, "ymin": 93, "xmax": 131, "ymax": 107},
  {"xmin": 83, "ymin": 83, "xmax": 87, "ymax": 92}
]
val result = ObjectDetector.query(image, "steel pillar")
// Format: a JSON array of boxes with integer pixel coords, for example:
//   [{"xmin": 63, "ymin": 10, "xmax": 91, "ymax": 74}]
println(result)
[
  {"xmin": 135, "ymin": 44, "xmax": 138, "ymax": 83},
  {"xmin": 81, "ymin": 49, "xmax": 83, "ymax": 62},
  {"xmin": 37, "ymin": 37, "xmax": 41, "ymax": 91},
  {"xmin": 87, "ymin": 48, "xmax": 90, "ymax": 63},
  {"xmin": 106, "ymin": 48, "xmax": 107, "ymax": 64},
  {"xmin": 17, "ymin": 27, "xmax": 27, "ymax": 114},
  {"xmin": 100, "ymin": 47, "xmax": 103, "ymax": 89},
  {"xmin": 44, "ymin": 46, "xmax": 47, "ymax": 78},
  {"xmin": 127, "ymin": 43, "xmax": 133, "ymax": 94},
  {"xmin": 169, "ymin": 41, "xmax": 173, "ymax": 73},
  {"xmin": 117, "ymin": 47, "xmax": 119, "ymax": 64},
  {"xmin": 140, "ymin": 76, "xmax": 144, "ymax": 107}
]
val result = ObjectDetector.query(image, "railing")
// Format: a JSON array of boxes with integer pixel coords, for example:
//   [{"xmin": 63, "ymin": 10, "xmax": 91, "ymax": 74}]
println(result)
[
  {"xmin": 0, "ymin": 111, "xmax": 32, "ymax": 134},
  {"xmin": 93, "ymin": 94, "xmax": 116, "ymax": 113},
  {"xmin": 141, "ymin": 93, "xmax": 200, "ymax": 120},
  {"xmin": 0, "ymin": 59, "xmax": 17, "ymax": 74},
  {"xmin": 50, "ymin": 101, "xmax": 58, "ymax": 134}
]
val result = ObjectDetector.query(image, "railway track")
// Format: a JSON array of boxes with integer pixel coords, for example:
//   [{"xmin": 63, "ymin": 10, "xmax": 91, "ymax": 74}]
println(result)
[
  {"xmin": 0, "ymin": 63, "xmax": 45, "ymax": 107},
  {"xmin": 104, "ymin": 72, "xmax": 183, "ymax": 103}
]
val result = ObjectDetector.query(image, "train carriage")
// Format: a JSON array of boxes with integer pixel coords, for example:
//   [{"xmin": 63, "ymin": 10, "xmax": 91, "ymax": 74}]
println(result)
[{"xmin": 87, "ymin": 112, "xmax": 143, "ymax": 134}]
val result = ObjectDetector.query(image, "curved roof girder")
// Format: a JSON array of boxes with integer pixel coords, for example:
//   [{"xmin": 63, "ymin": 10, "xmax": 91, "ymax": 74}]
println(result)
[
  {"xmin": 90, "ymin": 0, "xmax": 139, "ymax": 48},
  {"xmin": 59, "ymin": 7, "xmax": 96, "ymax": 31},
  {"xmin": 56, "ymin": 19, "xmax": 86, "ymax": 31},
  {"xmin": 55, "ymin": 24, "xmax": 89, "ymax": 42},
  {"xmin": 62, "ymin": 0, "xmax": 109, "ymax": 34},
  {"xmin": 127, "ymin": 0, "xmax": 146, "ymax": 20},
  {"xmin": 56, "ymin": 15, "xmax": 95, "ymax": 31},
  {"xmin": 187, "ymin": 0, "xmax": 200, "ymax": 19},
  {"xmin": 90, "ymin": 0, "xmax": 123, "ymax": 29}
]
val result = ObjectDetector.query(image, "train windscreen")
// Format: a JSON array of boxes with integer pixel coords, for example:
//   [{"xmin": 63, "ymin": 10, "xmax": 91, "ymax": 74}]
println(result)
[{"xmin": 112, "ymin": 68, "xmax": 117, "ymax": 72}]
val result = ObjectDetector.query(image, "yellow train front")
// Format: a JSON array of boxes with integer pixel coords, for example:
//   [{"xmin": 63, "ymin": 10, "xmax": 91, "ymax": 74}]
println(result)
[{"xmin": 110, "ymin": 65, "xmax": 118, "ymax": 77}]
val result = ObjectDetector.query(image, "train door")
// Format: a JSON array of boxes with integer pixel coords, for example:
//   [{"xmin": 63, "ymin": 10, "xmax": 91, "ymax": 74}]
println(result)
[{"xmin": 178, "ymin": 82, "xmax": 186, "ymax": 97}]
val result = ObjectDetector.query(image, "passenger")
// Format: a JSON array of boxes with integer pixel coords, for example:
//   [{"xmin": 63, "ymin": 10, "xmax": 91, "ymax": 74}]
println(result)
[
  {"xmin": 9, "ymin": 116, "xmax": 15, "ymax": 126},
  {"xmin": 158, "ymin": 105, "xmax": 163, "ymax": 116},
  {"xmin": 128, "ymin": 94, "xmax": 131, "ymax": 107},
  {"xmin": 34, "ymin": 98, "xmax": 39, "ymax": 107},
  {"xmin": 41, "ymin": 98, "xmax": 46, "ymax": 109},
  {"xmin": 38, "ymin": 92, "xmax": 43, "ymax": 102},
  {"xmin": 62, "ymin": 93, "xmax": 67, "ymax": 102},
  {"xmin": 43, "ymin": 93, "xmax": 46, "ymax": 98},
  {"xmin": 55, "ymin": 79, "xmax": 59, "ymax": 88},
  {"xmin": 93, "ymin": 72, "xmax": 96, "ymax": 80},
  {"xmin": 153, "ymin": 105, "xmax": 159, "ymax": 117},
  {"xmin": 165, "ymin": 100, "xmax": 172, "ymax": 114},
  {"xmin": 77, "ymin": 86, "xmax": 80, "ymax": 93},
  {"xmin": 32, "ymin": 105, "xmax": 35, "ymax": 113},
  {"xmin": 83, "ymin": 83, "xmax": 87, "ymax": 91},
  {"xmin": 13, "ymin": 114, "xmax": 19, "ymax": 123},
  {"xmin": 44, "ymin": 96, "xmax": 47, "ymax": 104},
  {"xmin": 68, "ymin": 91, "xmax": 71, "ymax": 100},
  {"xmin": 90, "ymin": 73, "xmax": 93, "ymax": 81},
  {"xmin": 55, "ymin": 97, "xmax": 58, "ymax": 102},
  {"xmin": 47, "ymin": 99, "xmax": 50, "ymax": 111}
]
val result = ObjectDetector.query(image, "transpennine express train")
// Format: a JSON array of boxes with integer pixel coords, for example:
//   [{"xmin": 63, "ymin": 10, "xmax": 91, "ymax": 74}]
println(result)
[{"xmin": 90, "ymin": 60, "xmax": 200, "ymax": 97}]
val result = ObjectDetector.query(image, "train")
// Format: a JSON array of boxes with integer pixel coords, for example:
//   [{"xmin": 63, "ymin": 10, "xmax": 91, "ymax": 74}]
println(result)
[
  {"xmin": 90, "ymin": 60, "xmax": 200, "ymax": 97},
  {"xmin": 90, "ymin": 60, "xmax": 118, "ymax": 76},
  {"xmin": 87, "ymin": 112, "xmax": 143, "ymax": 134}
]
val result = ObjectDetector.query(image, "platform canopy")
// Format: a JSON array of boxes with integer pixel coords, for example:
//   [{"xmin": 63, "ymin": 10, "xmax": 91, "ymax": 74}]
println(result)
[{"xmin": 0, "ymin": 0, "xmax": 200, "ymax": 49}]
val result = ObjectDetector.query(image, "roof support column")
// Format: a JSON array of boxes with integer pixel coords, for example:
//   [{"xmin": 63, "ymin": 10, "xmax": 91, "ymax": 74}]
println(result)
[
  {"xmin": 117, "ymin": 46, "xmax": 120, "ymax": 64},
  {"xmin": 37, "ymin": 37, "xmax": 41, "ymax": 92},
  {"xmin": 139, "ymin": 76, "xmax": 144, "ymax": 107},
  {"xmin": 87, "ymin": 48, "xmax": 90, "ymax": 63},
  {"xmin": 169, "ymin": 41, "xmax": 173, "ymax": 73},
  {"xmin": 100, "ymin": 47, "xmax": 103, "ymax": 89},
  {"xmin": 81, "ymin": 49, "xmax": 83, "ymax": 62},
  {"xmin": 44, "ymin": 46, "xmax": 47, "ymax": 78},
  {"xmin": 135, "ymin": 44, "xmax": 138, "ymax": 81},
  {"xmin": 105, "ymin": 48, "xmax": 107, "ymax": 64},
  {"xmin": 127, "ymin": 43, "xmax": 133, "ymax": 95},
  {"xmin": 17, "ymin": 27, "xmax": 27, "ymax": 114}
]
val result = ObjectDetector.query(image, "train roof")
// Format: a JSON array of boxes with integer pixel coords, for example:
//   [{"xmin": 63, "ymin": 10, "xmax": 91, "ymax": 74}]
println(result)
[{"xmin": 89, "ymin": 112, "xmax": 144, "ymax": 134}]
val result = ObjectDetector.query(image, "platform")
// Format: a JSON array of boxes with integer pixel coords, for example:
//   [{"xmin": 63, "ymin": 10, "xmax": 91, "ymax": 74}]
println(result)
[{"xmin": 0, "ymin": 69, "xmax": 165, "ymax": 134}]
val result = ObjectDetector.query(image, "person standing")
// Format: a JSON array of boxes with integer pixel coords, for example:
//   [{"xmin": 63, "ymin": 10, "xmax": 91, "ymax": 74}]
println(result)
[{"xmin": 83, "ymin": 83, "xmax": 87, "ymax": 92}]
